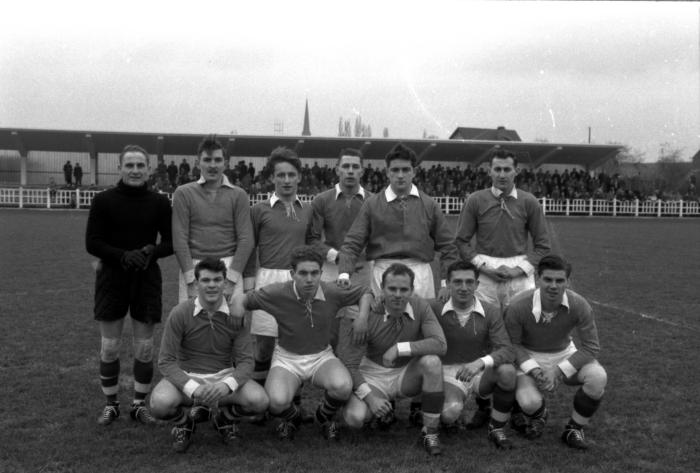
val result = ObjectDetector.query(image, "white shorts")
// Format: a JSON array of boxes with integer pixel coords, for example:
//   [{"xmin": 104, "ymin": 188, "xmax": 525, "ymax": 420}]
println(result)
[
  {"xmin": 185, "ymin": 367, "xmax": 237, "ymax": 385},
  {"xmin": 270, "ymin": 344, "xmax": 337, "ymax": 383},
  {"xmin": 516, "ymin": 341, "xmax": 577, "ymax": 375},
  {"xmin": 250, "ymin": 268, "xmax": 292, "ymax": 337},
  {"xmin": 476, "ymin": 254, "xmax": 534, "ymax": 308},
  {"xmin": 443, "ymin": 364, "xmax": 484, "ymax": 398},
  {"xmin": 358, "ymin": 357, "xmax": 410, "ymax": 400},
  {"xmin": 178, "ymin": 255, "xmax": 242, "ymax": 303},
  {"xmin": 372, "ymin": 258, "xmax": 435, "ymax": 299}
]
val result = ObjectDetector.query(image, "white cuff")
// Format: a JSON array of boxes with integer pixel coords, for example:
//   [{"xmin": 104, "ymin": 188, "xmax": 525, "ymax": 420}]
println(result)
[
  {"xmin": 397, "ymin": 342, "xmax": 411, "ymax": 357},
  {"xmin": 516, "ymin": 260, "xmax": 535, "ymax": 277},
  {"xmin": 184, "ymin": 269, "xmax": 196, "ymax": 285},
  {"xmin": 440, "ymin": 279, "xmax": 447, "ymax": 288},
  {"xmin": 327, "ymin": 248, "xmax": 339, "ymax": 264},
  {"xmin": 520, "ymin": 359, "xmax": 541, "ymax": 374},
  {"xmin": 558, "ymin": 360, "xmax": 577, "ymax": 378},
  {"xmin": 479, "ymin": 355, "xmax": 494, "ymax": 369},
  {"xmin": 183, "ymin": 379, "xmax": 201, "ymax": 398},
  {"xmin": 471, "ymin": 255, "xmax": 486, "ymax": 269},
  {"xmin": 339, "ymin": 273, "xmax": 350, "ymax": 280},
  {"xmin": 221, "ymin": 376, "xmax": 239, "ymax": 394},
  {"xmin": 355, "ymin": 383, "xmax": 372, "ymax": 400}
]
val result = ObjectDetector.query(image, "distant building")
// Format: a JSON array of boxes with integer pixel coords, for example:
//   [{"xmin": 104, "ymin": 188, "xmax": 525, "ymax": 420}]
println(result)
[
  {"xmin": 302, "ymin": 99, "xmax": 311, "ymax": 136},
  {"xmin": 449, "ymin": 126, "xmax": 521, "ymax": 141}
]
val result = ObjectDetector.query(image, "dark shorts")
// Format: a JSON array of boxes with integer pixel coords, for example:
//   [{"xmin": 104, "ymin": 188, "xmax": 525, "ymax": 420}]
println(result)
[{"xmin": 94, "ymin": 263, "xmax": 163, "ymax": 324}]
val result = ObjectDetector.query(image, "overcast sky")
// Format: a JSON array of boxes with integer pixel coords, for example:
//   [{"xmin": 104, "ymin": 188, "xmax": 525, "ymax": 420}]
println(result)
[{"xmin": 1, "ymin": 1, "xmax": 698, "ymax": 161}]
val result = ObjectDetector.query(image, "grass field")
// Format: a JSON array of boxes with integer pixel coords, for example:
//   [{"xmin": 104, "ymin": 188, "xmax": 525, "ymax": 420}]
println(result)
[{"xmin": 1, "ymin": 209, "xmax": 699, "ymax": 473}]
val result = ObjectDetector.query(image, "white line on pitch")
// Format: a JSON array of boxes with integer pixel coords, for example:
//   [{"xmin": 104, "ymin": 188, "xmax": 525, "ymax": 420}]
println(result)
[{"xmin": 590, "ymin": 299, "xmax": 700, "ymax": 333}]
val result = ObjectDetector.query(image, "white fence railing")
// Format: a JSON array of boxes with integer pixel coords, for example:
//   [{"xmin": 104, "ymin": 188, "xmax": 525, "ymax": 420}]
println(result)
[{"xmin": 1, "ymin": 187, "xmax": 699, "ymax": 218}]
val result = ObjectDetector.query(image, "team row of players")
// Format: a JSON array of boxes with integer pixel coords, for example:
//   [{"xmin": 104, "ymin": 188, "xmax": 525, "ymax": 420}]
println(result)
[{"xmin": 85, "ymin": 136, "xmax": 605, "ymax": 455}]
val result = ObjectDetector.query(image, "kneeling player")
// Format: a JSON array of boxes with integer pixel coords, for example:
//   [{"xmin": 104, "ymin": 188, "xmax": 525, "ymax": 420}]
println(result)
[
  {"xmin": 338, "ymin": 263, "xmax": 447, "ymax": 456},
  {"xmin": 430, "ymin": 261, "xmax": 517, "ymax": 448},
  {"xmin": 231, "ymin": 246, "xmax": 373, "ymax": 441},
  {"xmin": 505, "ymin": 254, "xmax": 607, "ymax": 449},
  {"xmin": 150, "ymin": 258, "xmax": 268, "ymax": 453}
]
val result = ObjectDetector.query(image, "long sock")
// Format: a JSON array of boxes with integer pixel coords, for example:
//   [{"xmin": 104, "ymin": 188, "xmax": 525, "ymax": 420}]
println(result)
[
  {"xmin": 133, "ymin": 359, "xmax": 153, "ymax": 402},
  {"xmin": 421, "ymin": 391, "xmax": 445, "ymax": 430},
  {"xmin": 227, "ymin": 404, "xmax": 256, "ymax": 421},
  {"xmin": 571, "ymin": 388, "xmax": 602, "ymax": 426},
  {"xmin": 491, "ymin": 385, "xmax": 515, "ymax": 427},
  {"xmin": 475, "ymin": 395, "xmax": 491, "ymax": 411},
  {"xmin": 252, "ymin": 359, "xmax": 270, "ymax": 386},
  {"xmin": 316, "ymin": 391, "xmax": 346, "ymax": 423},
  {"xmin": 527, "ymin": 400, "xmax": 546, "ymax": 419},
  {"xmin": 276, "ymin": 404, "xmax": 301, "ymax": 426},
  {"xmin": 100, "ymin": 359, "xmax": 120, "ymax": 401}
]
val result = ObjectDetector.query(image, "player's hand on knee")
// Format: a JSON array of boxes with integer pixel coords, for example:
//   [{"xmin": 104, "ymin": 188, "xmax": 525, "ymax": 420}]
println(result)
[
  {"xmin": 382, "ymin": 345, "xmax": 398, "ymax": 368},
  {"xmin": 457, "ymin": 360, "xmax": 484, "ymax": 382},
  {"xmin": 366, "ymin": 393, "xmax": 392, "ymax": 418}
]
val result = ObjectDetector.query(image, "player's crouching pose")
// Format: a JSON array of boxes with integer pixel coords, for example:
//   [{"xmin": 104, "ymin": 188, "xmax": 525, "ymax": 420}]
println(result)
[
  {"xmin": 505, "ymin": 255, "xmax": 607, "ymax": 450},
  {"xmin": 338, "ymin": 263, "xmax": 447, "ymax": 456},
  {"xmin": 231, "ymin": 246, "xmax": 373, "ymax": 441},
  {"xmin": 429, "ymin": 261, "xmax": 517, "ymax": 449},
  {"xmin": 149, "ymin": 258, "xmax": 268, "ymax": 453}
]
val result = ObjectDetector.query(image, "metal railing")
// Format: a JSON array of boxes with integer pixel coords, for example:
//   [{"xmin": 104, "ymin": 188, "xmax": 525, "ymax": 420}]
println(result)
[{"xmin": 1, "ymin": 187, "xmax": 698, "ymax": 217}]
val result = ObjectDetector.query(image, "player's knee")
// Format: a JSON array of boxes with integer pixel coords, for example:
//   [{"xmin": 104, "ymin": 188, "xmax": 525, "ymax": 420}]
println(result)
[
  {"xmin": 245, "ymin": 389, "xmax": 270, "ymax": 414},
  {"xmin": 441, "ymin": 400, "xmax": 463, "ymax": 424},
  {"xmin": 267, "ymin": 391, "xmax": 291, "ymax": 413},
  {"xmin": 133, "ymin": 337, "xmax": 154, "ymax": 363},
  {"xmin": 582, "ymin": 363, "xmax": 607, "ymax": 399},
  {"xmin": 417, "ymin": 355, "xmax": 442, "ymax": 375},
  {"xmin": 326, "ymin": 377, "xmax": 353, "ymax": 400},
  {"xmin": 343, "ymin": 403, "xmax": 366, "ymax": 429},
  {"xmin": 100, "ymin": 337, "xmax": 121, "ymax": 362},
  {"xmin": 149, "ymin": 383, "xmax": 178, "ymax": 419},
  {"xmin": 516, "ymin": 387, "xmax": 542, "ymax": 414},
  {"xmin": 496, "ymin": 364, "xmax": 517, "ymax": 391}
]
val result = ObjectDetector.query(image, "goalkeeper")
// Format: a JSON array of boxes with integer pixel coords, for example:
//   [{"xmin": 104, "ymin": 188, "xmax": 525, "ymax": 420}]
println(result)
[{"xmin": 86, "ymin": 144, "xmax": 173, "ymax": 426}]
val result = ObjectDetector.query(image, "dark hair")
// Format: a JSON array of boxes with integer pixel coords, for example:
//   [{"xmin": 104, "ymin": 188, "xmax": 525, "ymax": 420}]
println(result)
[
  {"xmin": 289, "ymin": 245, "xmax": 323, "ymax": 270},
  {"xmin": 490, "ymin": 149, "xmax": 518, "ymax": 168},
  {"xmin": 337, "ymin": 148, "xmax": 363, "ymax": 166},
  {"xmin": 194, "ymin": 258, "xmax": 227, "ymax": 280},
  {"xmin": 118, "ymin": 144, "xmax": 150, "ymax": 165},
  {"xmin": 446, "ymin": 260, "xmax": 480, "ymax": 281},
  {"xmin": 385, "ymin": 143, "xmax": 417, "ymax": 168},
  {"xmin": 268, "ymin": 146, "xmax": 302, "ymax": 174},
  {"xmin": 197, "ymin": 134, "xmax": 225, "ymax": 158},
  {"xmin": 381, "ymin": 263, "xmax": 415, "ymax": 289},
  {"xmin": 537, "ymin": 254, "xmax": 572, "ymax": 277}
]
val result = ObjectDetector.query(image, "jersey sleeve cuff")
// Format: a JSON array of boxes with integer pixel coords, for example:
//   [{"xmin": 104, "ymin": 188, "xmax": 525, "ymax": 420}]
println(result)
[
  {"xmin": 479, "ymin": 355, "xmax": 494, "ymax": 369},
  {"xmin": 520, "ymin": 359, "xmax": 540, "ymax": 373},
  {"xmin": 339, "ymin": 273, "xmax": 350, "ymax": 280},
  {"xmin": 327, "ymin": 248, "xmax": 339, "ymax": 264},
  {"xmin": 184, "ymin": 269, "xmax": 196, "ymax": 285},
  {"xmin": 221, "ymin": 377, "xmax": 239, "ymax": 394},
  {"xmin": 397, "ymin": 342, "xmax": 412, "ymax": 357},
  {"xmin": 355, "ymin": 383, "xmax": 372, "ymax": 400},
  {"xmin": 558, "ymin": 360, "xmax": 577, "ymax": 378},
  {"xmin": 183, "ymin": 379, "xmax": 201, "ymax": 398}
]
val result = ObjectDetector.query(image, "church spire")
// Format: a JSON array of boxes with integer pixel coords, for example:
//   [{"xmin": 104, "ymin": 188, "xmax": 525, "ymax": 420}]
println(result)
[{"xmin": 302, "ymin": 98, "xmax": 311, "ymax": 136}]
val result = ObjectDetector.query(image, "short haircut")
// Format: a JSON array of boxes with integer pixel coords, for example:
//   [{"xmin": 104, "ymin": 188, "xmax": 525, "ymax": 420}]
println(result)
[
  {"xmin": 194, "ymin": 257, "xmax": 227, "ymax": 280},
  {"xmin": 268, "ymin": 146, "xmax": 302, "ymax": 174},
  {"xmin": 381, "ymin": 263, "xmax": 415, "ymax": 289},
  {"xmin": 537, "ymin": 254, "xmax": 572, "ymax": 277},
  {"xmin": 289, "ymin": 245, "xmax": 323, "ymax": 270},
  {"xmin": 197, "ymin": 134, "xmax": 225, "ymax": 158},
  {"xmin": 385, "ymin": 143, "xmax": 417, "ymax": 168},
  {"xmin": 118, "ymin": 144, "xmax": 150, "ymax": 165},
  {"xmin": 446, "ymin": 260, "xmax": 480, "ymax": 281},
  {"xmin": 490, "ymin": 149, "xmax": 518, "ymax": 168},
  {"xmin": 337, "ymin": 148, "xmax": 363, "ymax": 165}
]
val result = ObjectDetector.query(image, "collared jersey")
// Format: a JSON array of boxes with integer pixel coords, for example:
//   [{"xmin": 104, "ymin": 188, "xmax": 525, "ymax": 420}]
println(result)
[
  {"xmin": 429, "ymin": 297, "xmax": 514, "ymax": 366},
  {"xmin": 171, "ymin": 175, "xmax": 254, "ymax": 274},
  {"xmin": 338, "ymin": 296, "xmax": 446, "ymax": 390},
  {"xmin": 158, "ymin": 297, "xmax": 254, "ymax": 392},
  {"xmin": 505, "ymin": 288, "xmax": 600, "ymax": 373},
  {"xmin": 245, "ymin": 281, "xmax": 370, "ymax": 355},
  {"xmin": 310, "ymin": 184, "xmax": 371, "ymax": 255}
]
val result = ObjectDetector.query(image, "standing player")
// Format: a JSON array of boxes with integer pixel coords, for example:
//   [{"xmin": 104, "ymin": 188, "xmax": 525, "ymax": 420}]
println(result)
[
  {"xmin": 309, "ymin": 148, "xmax": 373, "ymax": 346},
  {"xmin": 150, "ymin": 258, "xmax": 268, "ymax": 453},
  {"xmin": 231, "ymin": 246, "xmax": 373, "ymax": 440},
  {"xmin": 338, "ymin": 263, "xmax": 447, "ymax": 456},
  {"xmin": 86, "ymin": 144, "xmax": 173, "ymax": 425},
  {"xmin": 244, "ymin": 147, "xmax": 314, "ymax": 387},
  {"xmin": 429, "ymin": 261, "xmax": 516, "ymax": 449},
  {"xmin": 172, "ymin": 135, "xmax": 254, "ymax": 303},
  {"xmin": 505, "ymin": 255, "xmax": 607, "ymax": 449},
  {"xmin": 338, "ymin": 143, "xmax": 458, "ymax": 299},
  {"xmin": 454, "ymin": 148, "xmax": 550, "ymax": 426}
]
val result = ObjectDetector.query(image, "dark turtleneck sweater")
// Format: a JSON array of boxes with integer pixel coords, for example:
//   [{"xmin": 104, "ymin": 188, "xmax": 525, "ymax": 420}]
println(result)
[{"xmin": 86, "ymin": 181, "xmax": 173, "ymax": 267}]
